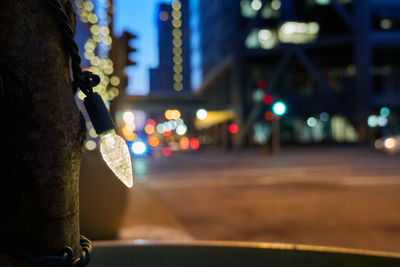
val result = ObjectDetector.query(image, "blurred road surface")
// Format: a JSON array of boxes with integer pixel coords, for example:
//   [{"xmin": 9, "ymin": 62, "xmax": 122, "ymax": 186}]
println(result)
[{"xmin": 120, "ymin": 146, "xmax": 400, "ymax": 253}]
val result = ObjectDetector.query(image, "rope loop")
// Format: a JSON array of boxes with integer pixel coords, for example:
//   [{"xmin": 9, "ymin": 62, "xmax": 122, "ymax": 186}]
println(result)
[{"xmin": 46, "ymin": 0, "xmax": 101, "ymax": 96}]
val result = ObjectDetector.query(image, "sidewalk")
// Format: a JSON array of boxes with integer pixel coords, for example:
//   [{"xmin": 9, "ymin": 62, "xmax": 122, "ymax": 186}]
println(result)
[{"xmin": 118, "ymin": 182, "xmax": 192, "ymax": 241}]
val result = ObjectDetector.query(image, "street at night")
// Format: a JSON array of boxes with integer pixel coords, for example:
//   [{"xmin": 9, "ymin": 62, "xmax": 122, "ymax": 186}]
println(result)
[
  {"xmin": 3, "ymin": 0, "xmax": 400, "ymax": 266},
  {"xmin": 120, "ymin": 147, "xmax": 400, "ymax": 253}
]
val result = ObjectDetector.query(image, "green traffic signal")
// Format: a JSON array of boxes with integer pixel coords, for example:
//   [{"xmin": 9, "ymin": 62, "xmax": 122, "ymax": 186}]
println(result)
[{"xmin": 272, "ymin": 101, "xmax": 286, "ymax": 116}]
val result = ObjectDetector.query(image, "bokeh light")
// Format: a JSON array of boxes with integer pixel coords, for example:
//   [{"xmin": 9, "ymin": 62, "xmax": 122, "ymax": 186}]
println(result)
[
  {"xmin": 196, "ymin": 109, "xmax": 208, "ymax": 120},
  {"xmin": 263, "ymin": 94, "xmax": 273, "ymax": 105},
  {"xmin": 144, "ymin": 124, "xmax": 155, "ymax": 135},
  {"xmin": 307, "ymin": 117, "xmax": 318, "ymax": 128},
  {"xmin": 131, "ymin": 141, "xmax": 147, "ymax": 155},
  {"xmin": 190, "ymin": 137, "xmax": 200, "ymax": 150},
  {"xmin": 229, "ymin": 123, "xmax": 239, "ymax": 134},
  {"xmin": 272, "ymin": 102, "xmax": 286, "ymax": 116},
  {"xmin": 180, "ymin": 137, "xmax": 190, "ymax": 150},
  {"xmin": 380, "ymin": 107, "xmax": 390, "ymax": 118},
  {"xmin": 176, "ymin": 124, "xmax": 187, "ymax": 135},
  {"xmin": 162, "ymin": 147, "xmax": 172, "ymax": 157},
  {"xmin": 147, "ymin": 136, "xmax": 160, "ymax": 147},
  {"xmin": 123, "ymin": 111, "xmax": 135, "ymax": 124}
]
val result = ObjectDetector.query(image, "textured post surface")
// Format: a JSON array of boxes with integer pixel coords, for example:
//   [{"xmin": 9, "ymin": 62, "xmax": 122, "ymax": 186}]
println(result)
[{"xmin": 0, "ymin": 0, "xmax": 84, "ymax": 265}]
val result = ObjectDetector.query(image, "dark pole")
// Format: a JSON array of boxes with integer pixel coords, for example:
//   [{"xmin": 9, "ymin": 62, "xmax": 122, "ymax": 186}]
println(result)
[
  {"xmin": 231, "ymin": 2, "xmax": 247, "ymax": 148},
  {"xmin": 0, "ymin": 0, "xmax": 83, "ymax": 264},
  {"xmin": 354, "ymin": 0, "xmax": 372, "ymax": 144},
  {"xmin": 271, "ymin": 119, "xmax": 281, "ymax": 154}
]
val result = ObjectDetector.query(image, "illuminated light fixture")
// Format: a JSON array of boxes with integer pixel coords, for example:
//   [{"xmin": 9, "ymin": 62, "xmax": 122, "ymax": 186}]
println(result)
[
  {"xmin": 180, "ymin": 137, "xmax": 190, "ymax": 150},
  {"xmin": 377, "ymin": 116, "xmax": 388, "ymax": 127},
  {"xmin": 380, "ymin": 107, "xmax": 390, "ymax": 118},
  {"xmin": 165, "ymin": 109, "xmax": 181, "ymax": 120},
  {"xmin": 315, "ymin": 0, "xmax": 330, "ymax": 5},
  {"xmin": 375, "ymin": 139, "xmax": 384, "ymax": 150},
  {"xmin": 258, "ymin": 29, "xmax": 277, "ymax": 49},
  {"xmin": 172, "ymin": 0, "xmax": 181, "ymax": 10},
  {"xmin": 84, "ymin": 93, "xmax": 133, "ymax": 188},
  {"xmin": 190, "ymin": 138, "xmax": 200, "ymax": 150},
  {"xmin": 169, "ymin": 120, "xmax": 178, "ymax": 130},
  {"xmin": 257, "ymin": 79, "xmax": 267, "ymax": 89},
  {"xmin": 228, "ymin": 124, "xmax": 239, "ymax": 134},
  {"xmin": 279, "ymin": 21, "xmax": 319, "ymax": 44},
  {"xmin": 110, "ymin": 76, "xmax": 120, "ymax": 86},
  {"xmin": 258, "ymin": 29, "xmax": 272, "ymax": 41},
  {"xmin": 251, "ymin": 0, "xmax": 263, "ymax": 11},
  {"xmin": 307, "ymin": 117, "xmax": 318, "ymax": 128},
  {"xmin": 172, "ymin": 109, "xmax": 181, "ymax": 120},
  {"xmin": 380, "ymin": 19, "xmax": 392, "ymax": 30},
  {"xmin": 367, "ymin": 115, "xmax": 378, "ymax": 128},
  {"xmin": 131, "ymin": 141, "xmax": 147, "ymax": 155},
  {"xmin": 123, "ymin": 123, "xmax": 135, "ymax": 133},
  {"xmin": 271, "ymin": 0, "xmax": 281, "ymax": 10},
  {"xmin": 264, "ymin": 111, "xmax": 274, "ymax": 121},
  {"xmin": 384, "ymin": 138, "xmax": 397, "ymax": 150},
  {"xmin": 263, "ymin": 94, "xmax": 273, "ymax": 105},
  {"xmin": 252, "ymin": 89, "xmax": 265, "ymax": 102},
  {"xmin": 123, "ymin": 110, "xmax": 134, "ymax": 124},
  {"xmin": 156, "ymin": 124, "xmax": 164, "ymax": 133},
  {"xmin": 85, "ymin": 140, "xmax": 97, "ymax": 151},
  {"xmin": 144, "ymin": 124, "xmax": 155, "ymax": 135},
  {"xmin": 147, "ymin": 136, "xmax": 160, "ymax": 147},
  {"xmin": 162, "ymin": 147, "xmax": 172, "ymax": 157},
  {"xmin": 165, "ymin": 110, "xmax": 172, "ymax": 120},
  {"xmin": 176, "ymin": 125, "xmax": 187, "ymax": 135},
  {"xmin": 163, "ymin": 130, "xmax": 172, "ymax": 137},
  {"xmin": 159, "ymin": 11, "xmax": 169, "ymax": 21},
  {"xmin": 147, "ymin": 118, "xmax": 156, "ymax": 126},
  {"xmin": 196, "ymin": 109, "xmax": 208, "ymax": 120},
  {"xmin": 174, "ymin": 83, "xmax": 183, "ymax": 91},
  {"xmin": 89, "ymin": 128, "xmax": 98, "ymax": 138},
  {"xmin": 163, "ymin": 122, "xmax": 172, "ymax": 132},
  {"xmin": 272, "ymin": 101, "xmax": 287, "ymax": 116},
  {"xmin": 320, "ymin": 112, "xmax": 329, "ymax": 122}
]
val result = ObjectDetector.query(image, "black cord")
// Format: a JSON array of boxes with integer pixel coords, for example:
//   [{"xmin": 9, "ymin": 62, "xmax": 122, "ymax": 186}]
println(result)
[{"xmin": 46, "ymin": 0, "xmax": 100, "ymax": 96}]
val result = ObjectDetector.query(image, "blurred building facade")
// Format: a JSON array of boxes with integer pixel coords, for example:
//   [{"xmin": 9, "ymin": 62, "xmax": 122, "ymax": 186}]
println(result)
[
  {"xmin": 197, "ymin": 0, "xmax": 400, "ymax": 147},
  {"xmin": 150, "ymin": 0, "xmax": 191, "ymax": 94}
]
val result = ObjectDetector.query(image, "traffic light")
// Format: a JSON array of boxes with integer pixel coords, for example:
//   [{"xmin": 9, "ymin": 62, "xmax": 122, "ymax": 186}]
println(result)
[
  {"xmin": 272, "ymin": 101, "xmax": 287, "ymax": 116},
  {"xmin": 263, "ymin": 94, "xmax": 273, "ymax": 105},
  {"xmin": 122, "ymin": 31, "xmax": 137, "ymax": 67}
]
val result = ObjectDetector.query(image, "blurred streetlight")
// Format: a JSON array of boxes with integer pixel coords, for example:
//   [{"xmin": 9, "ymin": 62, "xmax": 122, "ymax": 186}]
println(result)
[{"xmin": 196, "ymin": 109, "xmax": 208, "ymax": 120}]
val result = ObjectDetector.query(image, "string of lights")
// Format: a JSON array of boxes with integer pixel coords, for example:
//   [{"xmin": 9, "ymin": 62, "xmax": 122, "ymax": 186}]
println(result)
[
  {"xmin": 171, "ymin": 0, "xmax": 184, "ymax": 91},
  {"xmin": 74, "ymin": 0, "xmax": 120, "ymax": 101}
]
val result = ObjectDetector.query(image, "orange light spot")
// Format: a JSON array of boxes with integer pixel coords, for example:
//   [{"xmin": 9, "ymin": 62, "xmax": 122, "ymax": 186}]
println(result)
[
  {"xmin": 147, "ymin": 136, "xmax": 160, "ymax": 147},
  {"xmin": 264, "ymin": 111, "xmax": 274, "ymax": 121},
  {"xmin": 180, "ymin": 137, "xmax": 190, "ymax": 150},
  {"xmin": 144, "ymin": 124, "xmax": 155, "ymax": 135}
]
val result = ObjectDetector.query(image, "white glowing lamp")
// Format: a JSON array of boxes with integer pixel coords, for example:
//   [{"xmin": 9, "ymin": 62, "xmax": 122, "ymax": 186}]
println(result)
[{"xmin": 84, "ymin": 93, "xmax": 133, "ymax": 188}]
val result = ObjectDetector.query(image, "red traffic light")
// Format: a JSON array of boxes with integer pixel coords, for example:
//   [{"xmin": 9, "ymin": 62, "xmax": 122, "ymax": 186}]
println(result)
[
  {"xmin": 263, "ymin": 94, "xmax": 273, "ymax": 105},
  {"xmin": 228, "ymin": 123, "xmax": 239, "ymax": 134},
  {"xmin": 257, "ymin": 79, "xmax": 267, "ymax": 89}
]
